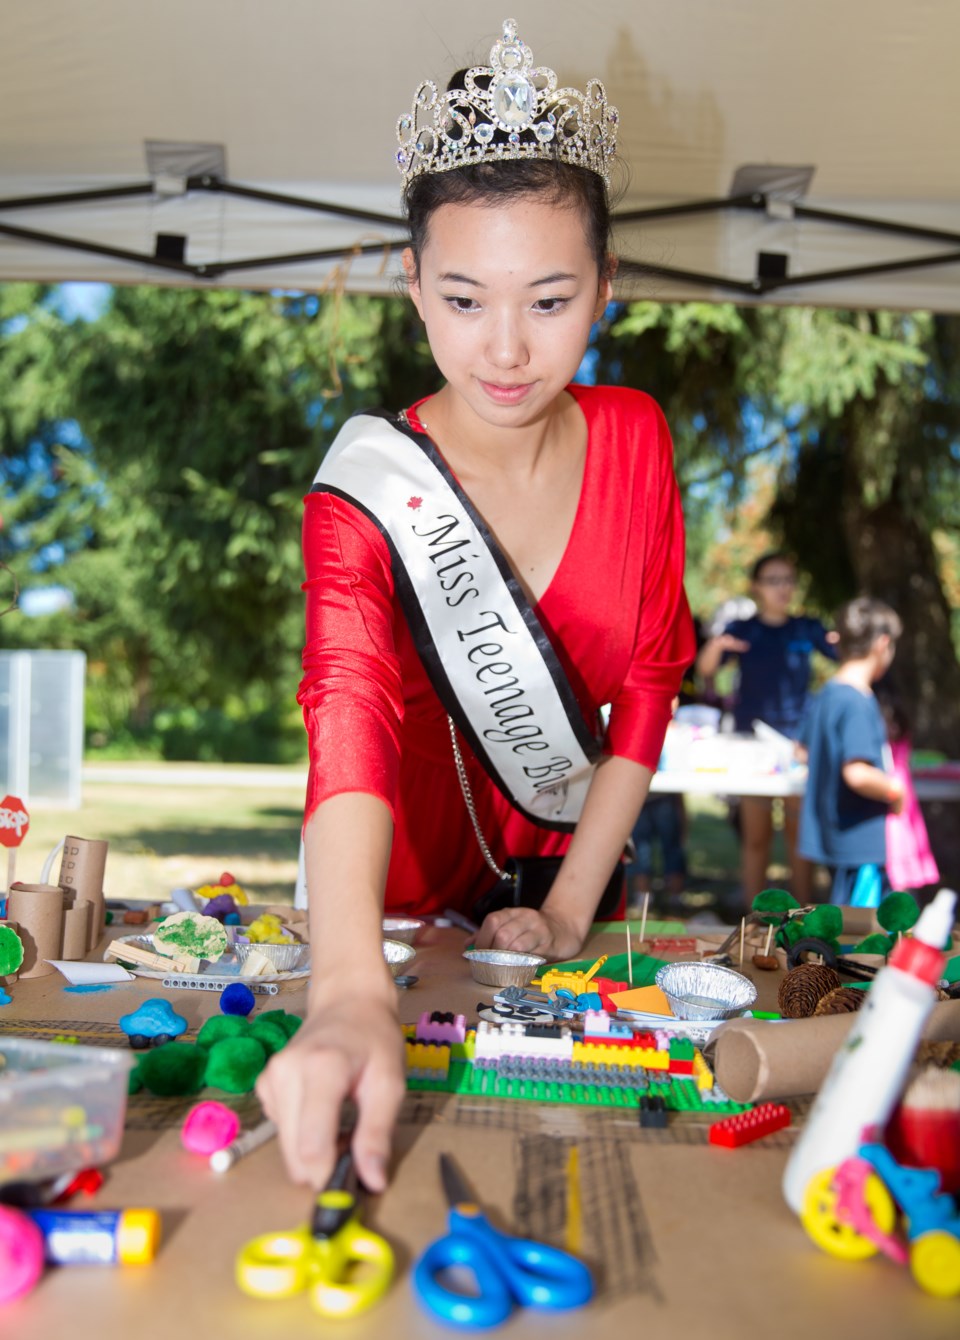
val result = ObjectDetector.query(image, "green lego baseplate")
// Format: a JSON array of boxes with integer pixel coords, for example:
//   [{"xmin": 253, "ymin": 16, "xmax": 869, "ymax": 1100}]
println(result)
[{"xmin": 406, "ymin": 1058, "xmax": 752, "ymax": 1114}]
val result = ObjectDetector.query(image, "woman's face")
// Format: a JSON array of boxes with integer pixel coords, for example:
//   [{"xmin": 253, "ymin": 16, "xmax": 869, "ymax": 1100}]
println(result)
[
  {"xmin": 403, "ymin": 196, "xmax": 611, "ymax": 431},
  {"xmin": 752, "ymin": 560, "xmax": 797, "ymax": 617}
]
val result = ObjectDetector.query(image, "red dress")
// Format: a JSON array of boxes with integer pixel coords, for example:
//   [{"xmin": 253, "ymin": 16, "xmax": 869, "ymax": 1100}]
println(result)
[{"xmin": 299, "ymin": 384, "xmax": 695, "ymax": 916}]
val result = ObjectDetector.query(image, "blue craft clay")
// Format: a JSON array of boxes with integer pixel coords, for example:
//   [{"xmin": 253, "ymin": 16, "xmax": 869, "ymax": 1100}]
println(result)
[
  {"xmin": 65, "ymin": 984, "xmax": 116, "ymax": 994},
  {"xmin": 119, "ymin": 997, "xmax": 188, "ymax": 1039},
  {"xmin": 0, "ymin": 988, "xmax": 10, "ymax": 1006},
  {"xmin": 220, "ymin": 982, "xmax": 256, "ymax": 1017}
]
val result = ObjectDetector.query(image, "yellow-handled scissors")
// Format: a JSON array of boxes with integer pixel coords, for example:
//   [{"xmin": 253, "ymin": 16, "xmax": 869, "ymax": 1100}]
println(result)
[{"xmin": 236, "ymin": 1151, "xmax": 394, "ymax": 1319}]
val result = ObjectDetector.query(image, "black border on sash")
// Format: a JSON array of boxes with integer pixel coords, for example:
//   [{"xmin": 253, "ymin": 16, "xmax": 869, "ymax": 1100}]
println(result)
[{"xmin": 309, "ymin": 410, "xmax": 602, "ymax": 833}]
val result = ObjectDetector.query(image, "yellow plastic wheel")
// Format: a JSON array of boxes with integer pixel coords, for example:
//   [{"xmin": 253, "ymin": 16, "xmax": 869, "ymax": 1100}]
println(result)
[
  {"xmin": 800, "ymin": 1165, "xmax": 896, "ymax": 1262},
  {"xmin": 910, "ymin": 1231, "xmax": 960, "ymax": 1299}
]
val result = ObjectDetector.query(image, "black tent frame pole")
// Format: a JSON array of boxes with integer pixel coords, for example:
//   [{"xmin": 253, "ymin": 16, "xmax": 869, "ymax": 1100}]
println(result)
[{"xmin": 1, "ymin": 178, "xmax": 959, "ymax": 293}]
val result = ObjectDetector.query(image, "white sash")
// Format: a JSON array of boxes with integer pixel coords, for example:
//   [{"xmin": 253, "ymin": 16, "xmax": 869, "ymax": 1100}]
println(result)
[{"xmin": 311, "ymin": 412, "xmax": 601, "ymax": 829}]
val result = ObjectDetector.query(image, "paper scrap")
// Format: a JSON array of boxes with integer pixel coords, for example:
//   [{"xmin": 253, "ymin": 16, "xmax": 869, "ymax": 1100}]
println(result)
[
  {"xmin": 47, "ymin": 959, "xmax": 134, "ymax": 986},
  {"xmin": 607, "ymin": 985, "xmax": 673, "ymax": 1016}
]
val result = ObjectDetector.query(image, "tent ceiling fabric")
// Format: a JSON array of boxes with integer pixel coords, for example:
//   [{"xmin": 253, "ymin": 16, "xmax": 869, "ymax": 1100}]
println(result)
[{"xmin": 2, "ymin": 0, "xmax": 959, "ymax": 308}]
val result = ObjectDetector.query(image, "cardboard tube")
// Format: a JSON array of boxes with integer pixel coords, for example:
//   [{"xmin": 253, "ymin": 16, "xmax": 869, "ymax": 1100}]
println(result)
[
  {"xmin": 58, "ymin": 836, "xmax": 108, "ymax": 951},
  {"xmin": 7, "ymin": 883, "xmax": 64, "ymax": 978},
  {"xmin": 711, "ymin": 1000, "xmax": 960, "ymax": 1103},
  {"xmin": 61, "ymin": 900, "xmax": 92, "ymax": 960}
]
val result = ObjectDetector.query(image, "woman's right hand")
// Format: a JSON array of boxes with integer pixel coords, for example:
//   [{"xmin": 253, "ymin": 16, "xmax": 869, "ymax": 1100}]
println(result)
[{"xmin": 255, "ymin": 985, "xmax": 406, "ymax": 1193}]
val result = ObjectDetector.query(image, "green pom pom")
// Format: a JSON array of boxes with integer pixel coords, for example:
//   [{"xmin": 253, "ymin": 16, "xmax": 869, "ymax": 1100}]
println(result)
[
  {"xmin": 204, "ymin": 1036, "xmax": 268, "ymax": 1093},
  {"xmin": 853, "ymin": 933, "xmax": 893, "ymax": 956},
  {"xmin": 752, "ymin": 889, "xmax": 800, "ymax": 922},
  {"xmin": 877, "ymin": 891, "xmax": 920, "ymax": 935},
  {"xmin": 258, "ymin": 1009, "xmax": 303, "ymax": 1039},
  {"xmin": 128, "ymin": 1068, "xmax": 144, "ymax": 1095},
  {"xmin": 0, "ymin": 925, "xmax": 24, "ymax": 976},
  {"xmin": 248, "ymin": 1020, "xmax": 289, "ymax": 1056},
  {"xmin": 778, "ymin": 919, "xmax": 807, "ymax": 947},
  {"xmin": 197, "ymin": 1014, "xmax": 250, "ymax": 1048},
  {"xmin": 135, "ymin": 1042, "xmax": 208, "ymax": 1096},
  {"xmin": 804, "ymin": 906, "xmax": 843, "ymax": 941}
]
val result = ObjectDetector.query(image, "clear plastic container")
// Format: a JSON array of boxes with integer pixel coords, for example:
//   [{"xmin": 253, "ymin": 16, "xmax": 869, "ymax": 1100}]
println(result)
[{"xmin": 0, "ymin": 1038, "xmax": 134, "ymax": 1182}]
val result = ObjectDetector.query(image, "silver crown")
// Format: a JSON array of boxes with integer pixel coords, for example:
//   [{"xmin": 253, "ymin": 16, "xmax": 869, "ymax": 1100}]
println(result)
[{"xmin": 396, "ymin": 18, "xmax": 618, "ymax": 187}]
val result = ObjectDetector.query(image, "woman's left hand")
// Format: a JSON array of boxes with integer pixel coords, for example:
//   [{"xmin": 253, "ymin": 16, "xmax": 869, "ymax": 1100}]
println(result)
[{"xmin": 474, "ymin": 905, "xmax": 585, "ymax": 961}]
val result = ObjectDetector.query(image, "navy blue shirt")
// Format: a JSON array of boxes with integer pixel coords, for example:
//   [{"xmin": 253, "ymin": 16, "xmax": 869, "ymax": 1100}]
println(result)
[
  {"xmin": 723, "ymin": 614, "xmax": 835, "ymax": 737},
  {"xmin": 798, "ymin": 681, "xmax": 889, "ymax": 866}
]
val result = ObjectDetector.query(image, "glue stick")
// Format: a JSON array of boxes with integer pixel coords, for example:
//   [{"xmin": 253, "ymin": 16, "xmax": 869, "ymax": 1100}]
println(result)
[
  {"xmin": 25, "ymin": 1207, "xmax": 161, "ymax": 1265},
  {"xmin": 782, "ymin": 887, "xmax": 956, "ymax": 1214}
]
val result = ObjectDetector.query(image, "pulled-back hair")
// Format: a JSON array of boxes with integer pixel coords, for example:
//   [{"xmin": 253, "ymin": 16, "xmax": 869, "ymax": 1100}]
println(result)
[
  {"xmin": 834, "ymin": 597, "xmax": 902, "ymax": 661},
  {"xmin": 403, "ymin": 158, "xmax": 613, "ymax": 282}
]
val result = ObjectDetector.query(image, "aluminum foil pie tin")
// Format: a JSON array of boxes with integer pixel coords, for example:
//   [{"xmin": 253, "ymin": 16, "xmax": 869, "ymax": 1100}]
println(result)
[
  {"xmin": 463, "ymin": 948, "xmax": 546, "ymax": 988},
  {"xmin": 381, "ymin": 917, "xmax": 424, "ymax": 946},
  {"xmin": 655, "ymin": 961, "xmax": 757, "ymax": 1020},
  {"xmin": 233, "ymin": 941, "xmax": 308, "ymax": 973},
  {"xmin": 383, "ymin": 939, "xmax": 417, "ymax": 977}
]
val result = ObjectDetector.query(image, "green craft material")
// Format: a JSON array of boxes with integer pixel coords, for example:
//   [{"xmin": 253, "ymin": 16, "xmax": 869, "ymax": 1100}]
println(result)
[
  {"xmin": 258, "ymin": 1009, "xmax": 303, "ymax": 1039},
  {"xmin": 134, "ymin": 1042, "xmax": 208, "ymax": 1096},
  {"xmin": 154, "ymin": 910, "xmax": 228, "ymax": 961},
  {"xmin": 752, "ymin": 889, "xmax": 800, "ymax": 922},
  {"xmin": 197, "ymin": 1014, "xmax": 250, "ymax": 1047},
  {"xmin": 803, "ymin": 906, "xmax": 843, "ymax": 943},
  {"xmin": 204, "ymin": 1036, "xmax": 268, "ymax": 1093},
  {"xmin": 877, "ymin": 891, "xmax": 920, "ymax": 935},
  {"xmin": 248, "ymin": 1020, "xmax": 289, "ymax": 1056},
  {"xmin": 0, "ymin": 925, "xmax": 24, "ymax": 976},
  {"xmin": 853, "ymin": 933, "xmax": 893, "ymax": 956},
  {"xmin": 943, "ymin": 955, "xmax": 960, "ymax": 985},
  {"xmin": 592, "ymin": 919, "xmax": 686, "ymax": 935},
  {"xmin": 778, "ymin": 920, "xmax": 806, "ymax": 947}
]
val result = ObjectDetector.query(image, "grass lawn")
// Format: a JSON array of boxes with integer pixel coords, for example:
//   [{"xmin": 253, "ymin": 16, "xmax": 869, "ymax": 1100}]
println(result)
[{"xmin": 13, "ymin": 765, "xmax": 796, "ymax": 920}]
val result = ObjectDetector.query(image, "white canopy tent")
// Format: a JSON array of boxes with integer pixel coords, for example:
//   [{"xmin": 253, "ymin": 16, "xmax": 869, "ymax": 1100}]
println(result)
[{"xmin": 1, "ymin": 0, "xmax": 959, "ymax": 309}]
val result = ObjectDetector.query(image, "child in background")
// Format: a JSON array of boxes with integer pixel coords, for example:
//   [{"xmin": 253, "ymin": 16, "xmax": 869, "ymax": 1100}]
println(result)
[{"xmin": 798, "ymin": 598, "xmax": 904, "ymax": 905}]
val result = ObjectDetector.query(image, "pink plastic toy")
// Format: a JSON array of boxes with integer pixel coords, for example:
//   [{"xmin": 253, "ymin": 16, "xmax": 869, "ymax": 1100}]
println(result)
[
  {"xmin": 181, "ymin": 1100, "xmax": 242, "ymax": 1156},
  {"xmin": 0, "ymin": 1205, "xmax": 45, "ymax": 1304}
]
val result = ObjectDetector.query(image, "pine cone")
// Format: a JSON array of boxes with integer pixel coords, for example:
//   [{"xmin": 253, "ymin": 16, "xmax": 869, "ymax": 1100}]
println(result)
[
  {"xmin": 915, "ymin": 1040, "xmax": 960, "ymax": 1069},
  {"xmin": 813, "ymin": 986, "xmax": 865, "ymax": 1016},
  {"xmin": 778, "ymin": 963, "xmax": 843, "ymax": 1018}
]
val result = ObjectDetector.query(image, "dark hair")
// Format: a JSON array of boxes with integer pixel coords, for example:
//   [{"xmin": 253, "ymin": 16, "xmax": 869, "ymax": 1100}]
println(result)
[
  {"xmin": 834, "ymin": 597, "xmax": 902, "ymax": 661},
  {"xmin": 750, "ymin": 551, "xmax": 795, "ymax": 582},
  {"xmin": 402, "ymin": 70, "xmax": 613, "ymax": 283},
  {"xmin": 403, "ymin": 159, "xmax": 612, "ymax": 282}
]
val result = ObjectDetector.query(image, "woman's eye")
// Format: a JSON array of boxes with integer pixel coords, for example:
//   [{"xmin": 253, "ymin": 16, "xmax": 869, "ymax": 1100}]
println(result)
[
  {"xmin": 445, "ymin": 296, "xmax": 479, "ymax": 313},
  {"xmin": 534, "ymin": 297, "xmax": 570, "ymax": 314}
]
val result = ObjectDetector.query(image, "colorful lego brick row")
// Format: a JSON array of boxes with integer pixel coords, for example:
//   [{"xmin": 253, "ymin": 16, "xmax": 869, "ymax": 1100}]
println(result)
[
  {"xmin": 405, "ymin": 1041, "xmax": 451, "ymax": 1080},
  {"xmin": 708, "ymin": 1102, "xmax": 792, "ymax": 1148}
]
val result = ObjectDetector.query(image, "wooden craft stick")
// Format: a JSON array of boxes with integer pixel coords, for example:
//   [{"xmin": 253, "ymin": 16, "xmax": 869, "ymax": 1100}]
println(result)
[
  {"xmin": 763, "ymin": 924, "xmax": 774, "ymax": 955},
  {"xmin": 639, "ymin": 892, "xmax": 649, "ymax": 949},
  {"xmin": 626, "ymin": 918, "xmax": 633, "ymax": 986},
  {"xmin": 739, "ymin": 917, "xmax": 746, "ymax": 966},
  {"xmin": 104, "ymin": 941, "xmax": 199, "ymax": 974}
]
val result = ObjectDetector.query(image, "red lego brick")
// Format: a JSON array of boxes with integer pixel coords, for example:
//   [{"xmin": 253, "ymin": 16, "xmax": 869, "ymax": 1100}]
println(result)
[
  {"xmin": 668, "ymin": 1059, "xmax": 695, "ymax": 1075},
  {"xmin": 708, "ymin": 1103, "xmax": 792, "ymax": 1148}
]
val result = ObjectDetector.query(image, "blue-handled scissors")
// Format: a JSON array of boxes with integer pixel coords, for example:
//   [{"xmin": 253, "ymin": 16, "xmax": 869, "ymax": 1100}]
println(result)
[{"xmin": 413, "ymin": 1153, "xmax": 594, "ymax": 1329}]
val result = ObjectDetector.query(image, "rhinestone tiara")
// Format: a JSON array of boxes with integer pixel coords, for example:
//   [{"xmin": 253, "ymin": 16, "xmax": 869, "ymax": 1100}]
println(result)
[{"xmin": 396, "ymin": 18, "xmax": 619, "ymax": 189}]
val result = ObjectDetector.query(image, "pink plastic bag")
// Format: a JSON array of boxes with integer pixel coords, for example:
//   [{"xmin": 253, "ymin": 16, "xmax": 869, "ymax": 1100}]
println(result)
[{"xmin": 886, "ymin": 739, "xmax": 940, "ymax": 890}]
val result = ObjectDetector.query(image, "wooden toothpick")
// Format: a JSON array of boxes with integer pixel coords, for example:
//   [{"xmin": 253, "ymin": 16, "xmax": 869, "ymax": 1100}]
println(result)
[
  {"xmin": 639, "ymin": 891, "xmax": 649, "ymax": 950},
  {"xmin": 739, "ymin": 917, "xmax": 746, "ymax": 967},
  {"xmin": 764, "ymin": 924, "xmax": 774, "ymax": 956},
  {"xmin": 626, "ymin": 917, "xmax": 633, "ymax": 986}
]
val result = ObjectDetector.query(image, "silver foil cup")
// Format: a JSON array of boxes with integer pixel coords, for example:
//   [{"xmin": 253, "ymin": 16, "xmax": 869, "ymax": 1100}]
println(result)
[
  {"xmin": 382, "ymin": 917, "xmax": 424, "ymax": 946},
  {"xmin": 655, "ymin": 960, "xmax": 758, "ymax": 1020},
  {"xmin": 233, "ymin": 941, "xmax": 308, "ymax": 973},
  {"xmin": 382, "ymin": 939, "xmax": 417, "ymax": 977},
  {"xmin": 463, "ymin": 949, "xmax": 546, "ymax": 989}
]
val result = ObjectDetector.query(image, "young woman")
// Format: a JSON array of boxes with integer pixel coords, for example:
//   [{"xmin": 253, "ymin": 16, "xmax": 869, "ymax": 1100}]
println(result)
[
  {"xmin": 257, "ymin": 20, "xmax": 695, "ymax": 1190},
  {"xmin": 697, "ymin": 552, "xmax": 836, "ymax": 907}
]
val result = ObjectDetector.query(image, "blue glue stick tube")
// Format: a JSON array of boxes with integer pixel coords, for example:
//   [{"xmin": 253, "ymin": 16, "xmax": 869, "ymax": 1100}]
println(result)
[{"xmin": 26, "ymin": 1207, "xmax": 161, "ymax": 1265}]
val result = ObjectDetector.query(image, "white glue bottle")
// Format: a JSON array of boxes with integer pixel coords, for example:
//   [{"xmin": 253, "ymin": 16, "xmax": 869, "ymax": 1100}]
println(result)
[{"xmin": 783, "ymin": 887, "xmax": 956, "ymax": 1214}]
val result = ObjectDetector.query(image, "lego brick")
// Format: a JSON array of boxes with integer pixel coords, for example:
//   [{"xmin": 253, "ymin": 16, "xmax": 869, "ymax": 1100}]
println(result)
[{"xmin": 708, "ymin": 1103, "xmax": 791, "ymax": 1148}]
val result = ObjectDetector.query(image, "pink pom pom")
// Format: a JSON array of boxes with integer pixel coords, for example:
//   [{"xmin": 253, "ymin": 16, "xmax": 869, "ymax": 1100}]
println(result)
[
  {"xmin": 0, "ymin": 1205, "xmax": 45, "ymax": 1304},
  {"xmin": 181, "ymin": 1100, "xmax": 241, "ymax": 1156}
]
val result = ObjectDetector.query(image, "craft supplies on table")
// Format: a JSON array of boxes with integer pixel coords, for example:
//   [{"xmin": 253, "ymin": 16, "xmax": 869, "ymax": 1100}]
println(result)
[
  {"xmin": 413, "ymin": 1153, "xmax": 593, "ymax": 1329},
  {"xmin": 236, "ymin": 1149, "xmax": 394, "ymax": 1318},
  {"xmin": 0, "ymin": 1038, "xmax": 133, "ymax": 1183}
]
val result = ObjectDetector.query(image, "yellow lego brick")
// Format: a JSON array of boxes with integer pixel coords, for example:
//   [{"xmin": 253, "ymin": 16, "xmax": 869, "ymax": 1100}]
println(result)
[{"xmin": 693, "ymin": 1049, "xmax": 714, "ymax": 1091}]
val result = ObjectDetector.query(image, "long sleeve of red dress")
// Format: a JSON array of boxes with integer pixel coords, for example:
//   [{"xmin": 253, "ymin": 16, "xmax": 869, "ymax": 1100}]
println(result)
[{"xmin": 298, "ymin": 385, "xmax": 695, "ymax": 916}]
